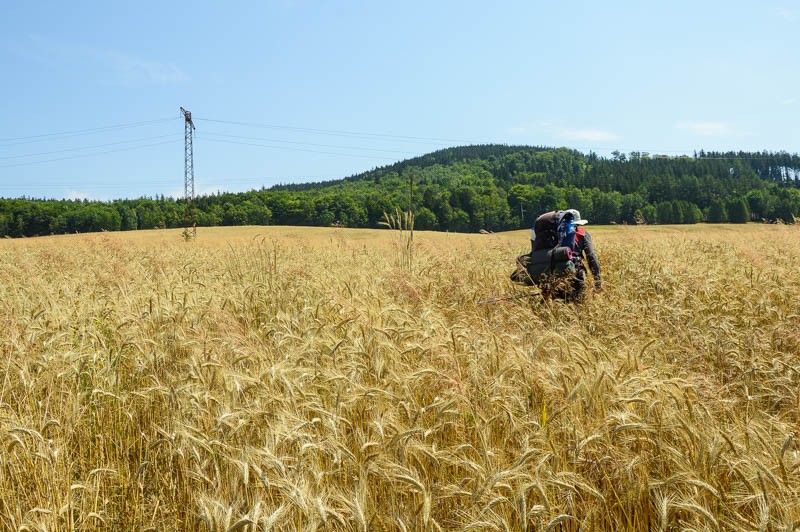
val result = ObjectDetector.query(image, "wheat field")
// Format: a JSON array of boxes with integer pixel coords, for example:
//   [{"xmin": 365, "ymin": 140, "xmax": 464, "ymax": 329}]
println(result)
[{"xmin": 0, "ymin": 224, "xmax": 798, "ymax": 531}]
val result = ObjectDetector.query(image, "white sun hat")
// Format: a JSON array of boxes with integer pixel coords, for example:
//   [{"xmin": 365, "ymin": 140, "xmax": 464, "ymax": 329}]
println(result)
[{"xmin": 558, "ymin": 209, "xmax": 588, "ymax": 227}]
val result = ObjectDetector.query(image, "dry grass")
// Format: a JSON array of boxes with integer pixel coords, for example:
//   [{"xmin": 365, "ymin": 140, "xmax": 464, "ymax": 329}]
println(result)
[{"xmin": 0, "ymin": 223, "xmax": 798, "ymax": 531}]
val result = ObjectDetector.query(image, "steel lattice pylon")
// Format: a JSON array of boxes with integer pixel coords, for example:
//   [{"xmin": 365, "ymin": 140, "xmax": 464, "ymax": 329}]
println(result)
[{"xmin": 180, "ymin": 106, "xmax": 196, "ymax": 239}]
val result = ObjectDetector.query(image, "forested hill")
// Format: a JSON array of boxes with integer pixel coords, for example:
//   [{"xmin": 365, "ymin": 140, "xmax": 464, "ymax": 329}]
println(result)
[
  {"xmin": 270, "ymin": 145, "xmax": 571, "ymax": 191},
  {"xmin": 2, "ymin": 145, "xmax": 799, "ymax": 237}
]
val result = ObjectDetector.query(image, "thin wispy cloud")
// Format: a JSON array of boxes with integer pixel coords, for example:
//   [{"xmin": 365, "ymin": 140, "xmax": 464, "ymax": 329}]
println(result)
[
  {"xmin": 558, "ymin": 128, "xmax": 619, "ymax": 142},
  {"xmin": 507, "ymin": 121, "xmax": 553, "ymax": 135},
  {"xmin": 24, "ymin": 34, "xmax": 187, "ymax": 85},
  {"xmin": 507, "ymin": 122, "xmax": 617, "ymax": 143},
  {"xmin": 775, "ymin": 8, "xmax": 797, "ymax": 21},
  {"xmin": 782, "ymin": 97, "xmax": 796, "ymax": 105},
  {"xmin": 675, "ymin": 121, "xmax": 749, "ymax": 137},
  {"xmin": 508, "ymin": 125, "xmax": 531, "ymax": 135},
  {"xmin": 91, "ymin": 49, "xmax": 188, "ymax": 85}
]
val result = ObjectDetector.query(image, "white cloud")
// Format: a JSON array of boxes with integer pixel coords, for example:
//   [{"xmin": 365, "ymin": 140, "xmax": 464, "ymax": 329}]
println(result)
[
  {"xmin": 782, "ymin": 97, "xmax": 796, "ymax": 105},
  {"xmin": 558, "ymin": 128, "xmax": 619, "ymax": 142},
  {"xmin": 507, "ymin": 120, "xmax": 556, "ymax": 135},
  {"xmin": 675, "ymin": 121, "xmax": 749, "ymax": 137},
  {"xmin": 507, "ymin": 125, "xmax": 531, "ymax": 135},
  {"xmin": 91, "ymin": 49, "xmax": 188, "ymax": 85},
  {"xmin": 775, "ymin": 8, "xmax": 797, "ymax": 21},
  {"xmin": 24, "ymin": 35, "xmax": 187, "ymax": 85},
  {"xmin": 507, "ymin": 122, "xmax": 618, "ymax": 143}
]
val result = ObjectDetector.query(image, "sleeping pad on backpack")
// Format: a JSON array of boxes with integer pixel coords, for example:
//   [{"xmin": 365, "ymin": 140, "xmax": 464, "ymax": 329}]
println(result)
[{"xmin": 511, "ymin": 246, "xmax": 576, "ymax": 286}]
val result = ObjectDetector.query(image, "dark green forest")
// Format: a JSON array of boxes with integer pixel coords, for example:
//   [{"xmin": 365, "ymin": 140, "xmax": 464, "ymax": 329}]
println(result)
[{"xmin": 2, "ymin": 145, "xmax": 799, "ymax": 238}]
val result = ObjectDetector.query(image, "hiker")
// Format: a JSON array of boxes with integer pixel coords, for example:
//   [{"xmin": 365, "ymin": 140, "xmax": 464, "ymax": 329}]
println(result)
[
  {"xmin": 512, "ymin": 209, "xmax": 602, "ymax": 301},
  {"xmin": 552, "ymin": 209, "xmax": 602, "ymax": 299}
]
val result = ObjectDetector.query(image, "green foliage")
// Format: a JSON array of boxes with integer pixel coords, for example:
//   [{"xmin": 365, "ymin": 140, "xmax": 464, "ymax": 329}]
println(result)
[
  {"xmin": 679, "ymin": 201, "xmax": 705, "ymax": 224},
  {"xmin": 727, "ymin": 198, "xmax": 751, "ymax": 223},
  {"xmin": 656, "ymin": 201, "xmax": 678, "ymax": 224},
  {"xmin": 591, "ymin": 190, "xmax": 623, "ymax": 224},
  {"xmin": 707, "ymin": 199, "xmax": 729, "ymax": 223},
  {"xmin": 639, "ymin": 204, "xmax": 658, "ymax": 224},
  {"xmin": 414, "ymin": 206, "xmax": 438, "ymax": 230},
  {"xmin": 1, "ymin": 146, "xmax": 799, "ymax": 237}
]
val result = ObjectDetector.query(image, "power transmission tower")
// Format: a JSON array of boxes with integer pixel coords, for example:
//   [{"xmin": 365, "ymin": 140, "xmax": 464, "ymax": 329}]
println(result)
[{"xmin": 180, "ymin": 106, "xmax": 196, "ymax": 240}]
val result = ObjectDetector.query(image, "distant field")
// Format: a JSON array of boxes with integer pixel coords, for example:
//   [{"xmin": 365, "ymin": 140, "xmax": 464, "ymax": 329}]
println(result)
[{"xmin": 1, "ymin": 224, "xmax": 798, "ymax": 530}]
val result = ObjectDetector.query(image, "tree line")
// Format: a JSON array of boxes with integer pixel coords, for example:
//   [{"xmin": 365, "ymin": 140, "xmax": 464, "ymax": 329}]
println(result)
[{"xmin": 2, "ymin": 145, "xmax": 799, "ymax": 238}]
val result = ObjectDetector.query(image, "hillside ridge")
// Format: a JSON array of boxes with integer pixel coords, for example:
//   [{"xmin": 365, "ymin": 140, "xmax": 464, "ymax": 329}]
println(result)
[{"xmin": 1, "ymin": 145, "xmax": 799, "ymax": 237}]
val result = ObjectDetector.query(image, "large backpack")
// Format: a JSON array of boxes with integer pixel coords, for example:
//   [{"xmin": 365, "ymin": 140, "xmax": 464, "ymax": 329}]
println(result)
[
  {"xmin": 532, "ymin": 210, "xmax": 560, "ymax": 251},
  {"xmin": 511, "ymin": 211, "xmax": 576, "ymax": 287}
]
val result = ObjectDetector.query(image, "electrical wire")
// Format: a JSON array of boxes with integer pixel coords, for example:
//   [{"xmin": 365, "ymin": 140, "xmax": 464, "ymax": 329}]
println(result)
[
  {"xmin": 1, "ymin": 114, "xmax": 795, "ymax": 164},
  {"xmin": 201, "ymin": 137, "xmax": 406, "ymax": 161},
  {"xmin": 192, "ymin": 118, "xmax": 799, "ymax": 157},
  {"xmin": 0, "ymin": 139, "xmax": 181, "ymax": 169},
  {"xmin": 0, "ymin": 134, "xmax": 181, "ymax": 160},
  {"xmin": 0, "ymin": 117, "xmax": 177, "ymax": 146},
  {"xmin": 1, "ymin": 114, "xmax": 797, "ymax": 199},
  {"xmin": 194, "ymin": 117, "xmax": 479, "ymax": 145},
  {"xmin": 0, "ymin": 175, "xmax": 335, "ymax": 191},
  {"xmin": 198, "ymin": 132, "xmax": 425, "ymax": 155}
]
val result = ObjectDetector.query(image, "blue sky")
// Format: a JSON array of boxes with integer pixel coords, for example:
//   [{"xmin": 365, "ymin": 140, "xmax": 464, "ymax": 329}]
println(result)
[{"xmin": 1, "ymin": 0, "xmax": 798, "ymax": 200}]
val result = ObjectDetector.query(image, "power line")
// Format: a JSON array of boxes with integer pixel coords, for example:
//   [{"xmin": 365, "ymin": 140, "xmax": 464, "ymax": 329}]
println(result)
[
  {"xmin": 2, "ymin": 113, "xmax": 797, "ymax": 199},
  {"xmin": 194, "ymin": 117, "xmax": 478, "ymax": 145},
  {"xmin": 0, "ymin": 134, "xmax": 180, "ymax": 160},
  {"xmin": 192, "ymin": 118, "xmax": 800, "ymax": 157},
  {"xmin": 0, "ymin": 117, "xmax": 177, "ymax": 146},
  {"xmin": 2, "ymin": 114, "xmax": 796, "ymax": 162},
  {"xmin": 202, "ymin": 137, "xmax": 405, "ymax": 161},
  {"xmin": 199, "ymin": 132, "xmax": 421, "ymax": 155},
  {"xmin": 0, "ymin": 138, "xmax": 794, "ymax": 173},
  {"xmin": 0, "ymin": 139, "xmax": 181, "ymax": 169},
  {"xmin": 0, "ymin": 175, "xmax": 338, "ymax": 191}
]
